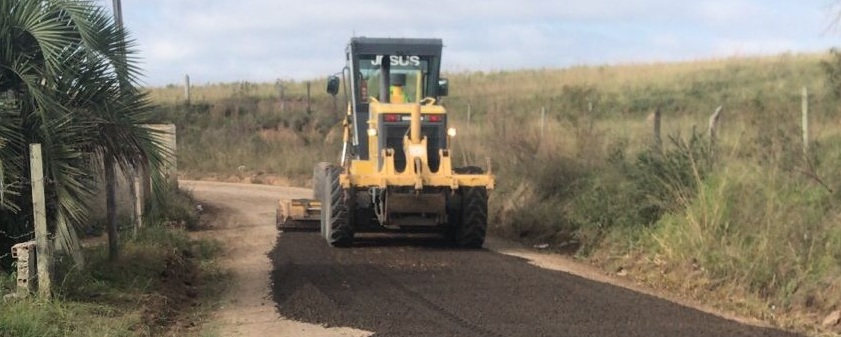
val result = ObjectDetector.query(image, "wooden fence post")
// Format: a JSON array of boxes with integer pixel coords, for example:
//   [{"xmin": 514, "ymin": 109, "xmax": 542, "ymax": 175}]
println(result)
[
  {"xmin": 29, "ymin": 144, "xmax": 52, "ymax": 298},
  {"xmin": 802, "ymin": 87, "xmax": 810, "ymax": 155},
  {"xmin": 708, "ymin": 106, "xmax": 723, "ymax": 144},
  {"xmin": 306, "ymin": 81, "xmax": 312, "ymax": 115},
  {"xmin": 277, "ymin": 80, "xmax": 286, "ymax": 113},
  {"xmin": 467, "ymin": 104, "xmax": 472, "ymax": 126},
  {"xmin": 540, "ymin": 107, "xmax": 546, "ymax": 139},
  {"xmin": 184, "ymin": 74, "xmax": 191, "ymax": 105},
  {"xmin": 652, "ymin": 106, "xmax": 662, "ymax": 149}
]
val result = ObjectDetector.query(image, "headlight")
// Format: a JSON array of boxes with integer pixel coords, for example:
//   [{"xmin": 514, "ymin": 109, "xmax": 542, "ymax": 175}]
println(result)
[
  {"xmin": 367, "ymin": 128, "xmax": 378, "ymax": 137},
  {"xmin": 447, "ymin": 127, "xmax": 457, "ymax": 138}
]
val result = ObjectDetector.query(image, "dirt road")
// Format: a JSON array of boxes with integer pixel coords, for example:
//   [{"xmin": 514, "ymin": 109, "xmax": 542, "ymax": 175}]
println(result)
[
  {"xmin": 183, "ymin": 180, "xmax": 369, "ymax": 337},
  {"xmin": 184, "ymin": 180, "xmax": 801, "ymax": 337}
]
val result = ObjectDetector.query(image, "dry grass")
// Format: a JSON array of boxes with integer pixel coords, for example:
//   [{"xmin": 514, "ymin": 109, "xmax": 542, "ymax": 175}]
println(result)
[{"xmin": 147, "ymin": 50, "xmax": 841, "ymax": 335}]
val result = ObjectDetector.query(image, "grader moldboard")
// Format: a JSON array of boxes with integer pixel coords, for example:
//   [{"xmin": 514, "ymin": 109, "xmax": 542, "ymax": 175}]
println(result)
[{"xmin": 276, "ymin": 37, "xmax": 495, "ymax": 248}]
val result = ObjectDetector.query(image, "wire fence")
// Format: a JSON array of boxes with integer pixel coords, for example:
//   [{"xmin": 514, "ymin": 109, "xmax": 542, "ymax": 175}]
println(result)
[
  {"xmin": 0, "ymin": 228, "xmax": 35, "ymax": 241},
  {"xmin": 0, "ymin": 228, "xmax": 36, "ymax": 261}
]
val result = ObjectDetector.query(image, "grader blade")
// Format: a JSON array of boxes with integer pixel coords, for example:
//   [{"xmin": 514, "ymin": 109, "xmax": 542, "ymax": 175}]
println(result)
[{"xmin": 276, "ymin": 199, "xmax": 321, "ymax": 231}]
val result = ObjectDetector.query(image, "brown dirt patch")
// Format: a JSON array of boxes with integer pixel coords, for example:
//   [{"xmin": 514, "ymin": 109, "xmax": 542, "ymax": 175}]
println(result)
[{"xmin": 134, "ymin": 244, "xmax": 203, "ymax": 335}]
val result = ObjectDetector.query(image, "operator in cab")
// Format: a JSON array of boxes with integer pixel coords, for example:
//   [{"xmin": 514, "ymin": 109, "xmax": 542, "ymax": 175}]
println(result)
[{"xmin": 389, "ymin": 73, "xmax": 411, "ymax": 103}]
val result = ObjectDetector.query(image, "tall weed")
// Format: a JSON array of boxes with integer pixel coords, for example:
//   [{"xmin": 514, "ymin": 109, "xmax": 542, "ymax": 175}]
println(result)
[{"xmin": 650, "ymin": 162, "xmax": 841, "ymax": 313}]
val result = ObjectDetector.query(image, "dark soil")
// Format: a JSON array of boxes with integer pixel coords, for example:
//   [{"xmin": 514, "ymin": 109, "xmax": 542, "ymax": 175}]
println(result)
[
  {"xmin": 269, "ymin": 232, "xmax": 802, "ymax": 337},
  {"xmin": 137, "ymin": 248, "xmax": 201, "ymax": 335}
]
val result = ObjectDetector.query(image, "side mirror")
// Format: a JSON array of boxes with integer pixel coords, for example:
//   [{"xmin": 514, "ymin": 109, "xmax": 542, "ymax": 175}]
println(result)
[
  {"xmin": 437, "ymin": 78, "xmax": 449, "ymax": 97},
  {"xmin": 326, "ymin": 75, "xmax": 340, "ymax": 96}
]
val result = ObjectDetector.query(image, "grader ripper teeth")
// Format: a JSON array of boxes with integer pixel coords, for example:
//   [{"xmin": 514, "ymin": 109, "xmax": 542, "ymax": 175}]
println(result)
[{"xmin": 276, "ymin": 37, "xmax": 494, "ymax": 248}]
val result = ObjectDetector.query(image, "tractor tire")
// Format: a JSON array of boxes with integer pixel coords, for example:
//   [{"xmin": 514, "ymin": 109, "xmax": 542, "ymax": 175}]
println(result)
[
  {"xmin": 455, "ymin": 187, "xmax": 488, "ymax": 249},
  {"xmin": 313, "ymin": 162, "xmax": 330, "ymax": 201},
  {"xmin": 323, "ymin": 165, "xmax": 354, "ymax": 247}
]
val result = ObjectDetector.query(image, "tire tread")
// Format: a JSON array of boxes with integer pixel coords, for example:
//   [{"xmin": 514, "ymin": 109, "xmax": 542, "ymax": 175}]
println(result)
[
  {"xmin": 325, "ymin": 165, "xmax": 354, "ymax": 247},
  {"xmin": 456, "ymin": 187, "xmax": 487, "ymax": 248}
]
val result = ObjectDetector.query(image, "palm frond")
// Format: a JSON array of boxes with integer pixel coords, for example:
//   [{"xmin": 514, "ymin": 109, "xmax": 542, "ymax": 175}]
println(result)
[{"xmin": 0, "ymin": 0, "xmax": 168, "ymax": 268}]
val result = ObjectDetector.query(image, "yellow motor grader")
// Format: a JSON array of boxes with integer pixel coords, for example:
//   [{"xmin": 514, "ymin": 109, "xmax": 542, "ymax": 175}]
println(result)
[{"xmin": 277, "ymin": 37, "xmax": 494, "ymax": 248}]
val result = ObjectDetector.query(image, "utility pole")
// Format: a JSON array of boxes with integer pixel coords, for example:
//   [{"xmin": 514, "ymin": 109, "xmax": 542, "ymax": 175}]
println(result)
[
  {"xmin": 112, "ymin": 0, "xmax": 123, "ymax": 29},
  {"xmin": 108, "ymin": 0, "xmax": 124, "ymax": 261}
]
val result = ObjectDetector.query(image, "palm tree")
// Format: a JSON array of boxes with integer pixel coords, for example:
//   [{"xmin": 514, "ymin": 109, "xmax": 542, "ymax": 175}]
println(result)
[{"xmin": 0, "ymin": 0, "xmax": 167, "ymax": 267}]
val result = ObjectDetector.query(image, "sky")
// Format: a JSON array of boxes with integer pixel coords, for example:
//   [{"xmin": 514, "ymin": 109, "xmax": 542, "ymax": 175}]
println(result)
[{"xmin": 108, "ymin": 0, "xmax": 841, "ymax": 86}]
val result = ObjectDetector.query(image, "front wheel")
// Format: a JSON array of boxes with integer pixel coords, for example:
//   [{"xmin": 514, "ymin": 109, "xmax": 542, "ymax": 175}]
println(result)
[{"xmin": 323, "ymin": 165, "xmax": 354, "ymax": 247}]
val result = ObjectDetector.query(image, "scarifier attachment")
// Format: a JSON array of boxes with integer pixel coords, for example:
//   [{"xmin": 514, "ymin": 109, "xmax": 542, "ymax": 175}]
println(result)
[{"xmin": 276, "ymin": 198, "xmax": 322, "ymax": 231}]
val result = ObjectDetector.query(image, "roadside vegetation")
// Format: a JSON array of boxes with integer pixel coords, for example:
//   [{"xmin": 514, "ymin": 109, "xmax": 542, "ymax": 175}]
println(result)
[
  {"xmin": 150, "ymin": 51, "xmax": 841, "ymax": 335},
  {"xmin": 0, "ymin": 187, "xmax": 224, "ymax": 337},
  {"xmin": 1, "ymin": 1, "xmax": 225, "ymax": 336},
  {"xmin": 151, "ymin": 81, "xmax": 341, "ymax": 184}
]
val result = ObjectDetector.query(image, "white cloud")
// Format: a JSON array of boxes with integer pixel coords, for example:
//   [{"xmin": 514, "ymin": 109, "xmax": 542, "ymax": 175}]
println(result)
[
  {"xmin": 712, "ymin": 37, "xmax": 797, "ymax": 56},
  {"xmin": 146, "ymin": 39, "xmax": 195, "ymax": 61},
  {"xmin": 694, "ymin": 0, "xmax": 768, "ymax": 26},
  {"xmin": 113, "ymin": 0, "xmax": 838, "ymax": 85}
]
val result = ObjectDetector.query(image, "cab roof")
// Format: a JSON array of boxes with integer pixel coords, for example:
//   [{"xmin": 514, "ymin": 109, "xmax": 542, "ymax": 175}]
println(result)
[{"xmin": 348, "ymin": 37, "xmax": 443, "ymax": 57}]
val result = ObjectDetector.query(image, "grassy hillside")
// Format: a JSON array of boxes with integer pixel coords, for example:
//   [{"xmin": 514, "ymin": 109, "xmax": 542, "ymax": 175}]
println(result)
[{"xmin": 149, "ymin": 51, "xmax": 841, "ymax": 335}]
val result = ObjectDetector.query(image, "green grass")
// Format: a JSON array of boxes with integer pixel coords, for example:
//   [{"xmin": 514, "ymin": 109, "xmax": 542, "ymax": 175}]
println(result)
[
  {"xmin": 0, "ymin": 299, "xmax": 137, "ymax": 337},
  {"xmin": 147, "ymin": 50, "xmax": 841, "ymax": 334},
  {"xmin": 0, "ymin": 188, "xmax": 225, "ymax": 337}
]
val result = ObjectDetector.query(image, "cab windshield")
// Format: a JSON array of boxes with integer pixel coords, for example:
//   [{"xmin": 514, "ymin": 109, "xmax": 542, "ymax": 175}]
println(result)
[{"xmin": 358, "ymin": 55, "xmax": 430, "ymax": 103}]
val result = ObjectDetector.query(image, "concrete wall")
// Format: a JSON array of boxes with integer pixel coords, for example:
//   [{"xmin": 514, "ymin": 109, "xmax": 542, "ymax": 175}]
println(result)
[{"xmin": 86, "ymin": 124, "xmax": 177, "ymax": 231}]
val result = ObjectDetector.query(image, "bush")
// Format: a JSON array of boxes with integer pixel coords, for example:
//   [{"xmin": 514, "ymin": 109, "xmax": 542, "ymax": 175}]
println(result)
[
  {"xmin": 146, "ymin": 184, "xmax": 199, "ymax": 229},
  {"xmin": 647, "ymin": 163, "xmax": 841, "ymax": 312},
  {"xmin": 821, "ymin": 48, "xmax": 841, "ymax": 99},
  {"xmin": 631, "ymin": 132, "xmax": 716, "ymax": 221}
]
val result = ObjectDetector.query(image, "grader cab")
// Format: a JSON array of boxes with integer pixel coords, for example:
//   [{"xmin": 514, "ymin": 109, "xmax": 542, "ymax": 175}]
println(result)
[{"xmin": 277, "ymin": 37, "xmax": 494, "ymax": 248}]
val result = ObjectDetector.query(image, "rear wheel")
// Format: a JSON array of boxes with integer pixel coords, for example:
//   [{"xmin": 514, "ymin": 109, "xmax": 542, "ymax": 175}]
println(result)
[
  {"xmin": 450, "ymin": 166, "xmax": 488, "ymax": 249},
  {"xmin": 455, "ymin": 187, "xmax": 488, "ymax": 248},
  {"xmin": 323, "ymin": 165, "xmax": 354, "ymax": 247}
]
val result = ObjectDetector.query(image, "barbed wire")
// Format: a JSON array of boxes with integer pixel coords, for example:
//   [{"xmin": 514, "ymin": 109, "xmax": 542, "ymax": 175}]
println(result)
[
  {"xmin": 0, "ymin": 181, "xmax": 27, "ymax": 189},
  {"xmin": 0, "ymin": 228, "xmax": 35, "ymax": 262},
  {"xmin": 0, "ymin": 228, "xmax": 34, "ymax": 241},
  {"xmin": 0, "ymin": 179, "xmax": 56, "ymax": 187},
  {"xmin": 0, "ymin": 171, "xmax": 91, "ymax": 188}
]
